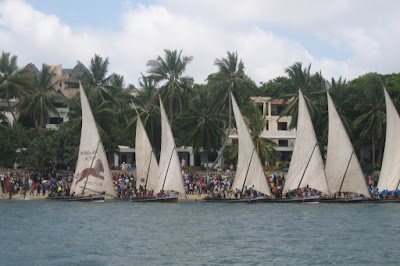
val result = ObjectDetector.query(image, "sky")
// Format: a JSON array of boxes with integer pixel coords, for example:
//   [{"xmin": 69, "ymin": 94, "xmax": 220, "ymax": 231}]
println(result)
[{"xmin": 1, "ymin": 0, "xmax": 400, "ymax": 87}]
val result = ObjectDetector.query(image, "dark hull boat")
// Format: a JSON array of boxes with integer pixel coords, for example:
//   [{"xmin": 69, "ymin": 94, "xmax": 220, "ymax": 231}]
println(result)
[
  {"xmin": 46, "ymin": 194, "xmax": 105, "ymax": 202},
  {"xmin": 131, "ymin": 194, "xmax": 179, "ymax": 203},
  {"xmin": 202, "ymin": 196, "xmax": 249, "ymax": 203},
  {"xmin": 263, "ymin": 195, "xmax": 320, "ymax": 203}
]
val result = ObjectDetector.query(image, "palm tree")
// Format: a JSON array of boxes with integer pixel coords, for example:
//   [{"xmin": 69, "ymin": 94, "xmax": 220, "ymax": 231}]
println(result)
[
  {"xmin": 17, "ymin": 64, "xmax": 59, "ymax": 132},
  {"xmin": 176, "ymin": 85, "xmax": 225, "ymax": 171},
  {"xmin": 207, "ymin": 51, "xmax": 256, "ymax": 168},
  {"xmin": 146, "ymin": 49, "xmax": 194, "ymax": 124},
  {"xmin": 328, "ymin": 77, "xmax": 353, "ymax": 137},
  {"xmin": 0, "ymin": 51, "xmax": 31, "ymax": 158},
  {"xmin": 79, "ymin": 54, "xmax": 111, "ymax": 99},
  {"xmin": 285, "ymin": 62, "xmax": 311, "ymax": 90},
  {"xmin": 280, "ymin": 62, "xmax": 326, "ymax": 129},
  {"xmin": 126, "ymin": 75, "xmax": 161, "ymax": 152},
  {"xmin": 351, "ymin": 74, "xmax": 386, "ymax": 168}
]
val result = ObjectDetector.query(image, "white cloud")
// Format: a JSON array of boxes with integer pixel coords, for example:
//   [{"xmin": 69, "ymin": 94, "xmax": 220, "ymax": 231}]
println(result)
[{"xmin": 1, "ymin": 0, "xmax": 400, "ymax": 88}]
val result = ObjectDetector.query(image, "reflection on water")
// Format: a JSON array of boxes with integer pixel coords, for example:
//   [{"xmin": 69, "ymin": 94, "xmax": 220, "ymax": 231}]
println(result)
[{"xmin": 0, "ymin": 201, "xmax": 399, "ymax": 265}]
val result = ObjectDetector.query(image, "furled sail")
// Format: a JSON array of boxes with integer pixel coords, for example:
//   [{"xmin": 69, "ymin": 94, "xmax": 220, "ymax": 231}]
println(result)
[
  {"xmin": 153, "ymin": 98, "xmax": 185, "ymax": 194},
  {"xmin": 135, "ymin": 107, "xmax": 159, "ymax": 191},
  {"xmin": 70, "ymin": 85, "xmax": 116, "ymax": 197},
  {"xmin": 230, "ymin": 93, "xmax": 273, "ymax": 197},
  {"xmin": 283, "ymin": 90, "xmax": 330, "ymax": 195},
  {"xmin": 377, "ymin": 88, "xmax": 400, "ymax": 191},
  {"xmin": 325, "ymin": 92, "xmax": 370, "ymax": 197}
]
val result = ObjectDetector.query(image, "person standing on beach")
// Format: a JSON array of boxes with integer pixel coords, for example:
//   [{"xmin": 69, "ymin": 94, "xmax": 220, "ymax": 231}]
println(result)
[
  {"xmin": 37, "ymin": 182, "xmax": 41, "ymax": 195},
  {"xmin": 42, "ymin": 180, "xmax": 46, "ymax": 196},
  {"xmin": 1, "ymin": 174, "xmax": 4, "ymax": 194}
]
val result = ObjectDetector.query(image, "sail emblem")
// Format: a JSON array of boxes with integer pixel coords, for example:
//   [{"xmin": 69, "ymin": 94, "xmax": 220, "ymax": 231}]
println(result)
[{"xmin": 75, "ymin": 159, "xmax": 105, "ymax": 185}]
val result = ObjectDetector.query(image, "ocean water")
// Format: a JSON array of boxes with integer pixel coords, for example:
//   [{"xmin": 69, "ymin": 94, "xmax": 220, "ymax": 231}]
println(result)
[{"xmin": 0, "ymin": 200, "xmax": 399, "ymax": 265}]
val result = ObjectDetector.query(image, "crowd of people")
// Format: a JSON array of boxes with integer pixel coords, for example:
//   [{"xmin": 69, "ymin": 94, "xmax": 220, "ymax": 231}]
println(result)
[
  {"xmin": 0, "ymin": 170, "xmax": 73, "ymax": 199},
  {"xmin": 1, "ymin": 169, "xmax": 399, "ymax": 200}
]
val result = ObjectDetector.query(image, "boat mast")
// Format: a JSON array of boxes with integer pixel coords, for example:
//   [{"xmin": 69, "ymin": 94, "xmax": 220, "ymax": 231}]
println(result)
[
  {"xmin": 338, "ymin": 150, "xmax": 354, "ymax": 194},
  {"xmin": 144, "ymin": 150, "xmax": 153, "ymax": 190},
  {"xmin": 161, "ymin": 148, "xmax": 176, "ymax": 193},
  {"xmin": 241, "ymin": 147, "xmax": 256, "ymax": 194},
  {"xmin": 81, "ymin": 140, "xmax": 101, "ymax": 196},
  {"xmin": 296, "ymin": 143, "xmax": 318, "ymax": 190}
]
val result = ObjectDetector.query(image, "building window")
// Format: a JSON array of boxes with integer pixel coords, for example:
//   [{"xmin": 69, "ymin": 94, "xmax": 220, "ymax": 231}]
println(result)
[
  {"xmin": 278, "ymin": 122, "xmax": 287, "ymax": 130},
  {"xmin": 49, "ymin": 117, "xmax": 63, "ymax": 124},
  {"xmin": 257, "ymin": 104, "xmax": 263, "ymax": 115},
  {"xmin": 53, "ymin": 102, "xmax": 66, "ymax": 108},
  {"xmin": 65, "ymin": 82, "xmax": 79, "ymax": 88},
  {"xmin": 278, "ymin": 139, "xmax": 288, "ymax": 147},
  {"xmin": 265, "ymin": 120, "xmax": 269, "ymax": 130}
]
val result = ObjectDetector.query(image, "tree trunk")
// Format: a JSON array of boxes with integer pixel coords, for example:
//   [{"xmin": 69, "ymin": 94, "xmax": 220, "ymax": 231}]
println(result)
[
  {"xmin": 371, "ymin": 136, "xmax": 376, "ymax": 169},
  {"xmin": 205, "ymin": 151, "xmax": 209, "ymax": 172},
  {"xmin": 7, "ymin": 99, "xmax": 23, "ymax": 163},
  {"xmin": 211, "ymin": 93, "xmax": 232, "ymax": 170},
  {"xmin": 377, "ymin": 137, "xmax": 385, "ymax": 167},
  {"xmin": 169, "ymin": 100, "xmax": 173, "ymax": 128}
]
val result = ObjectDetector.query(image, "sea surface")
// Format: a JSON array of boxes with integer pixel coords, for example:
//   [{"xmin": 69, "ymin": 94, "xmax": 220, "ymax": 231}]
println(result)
[{"xmin": 0, "ymin": 200, "xmax": 399, "ymax": 265}]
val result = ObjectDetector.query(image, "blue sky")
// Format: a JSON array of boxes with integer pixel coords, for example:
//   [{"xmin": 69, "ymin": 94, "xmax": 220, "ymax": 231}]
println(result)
[
  {"xmin": 25, "ymin": 0, "xmax": 129, "ymax": 29},
  {"xmin": 2, "ymin": 0, "xmax": 400, "ymax": 86}
]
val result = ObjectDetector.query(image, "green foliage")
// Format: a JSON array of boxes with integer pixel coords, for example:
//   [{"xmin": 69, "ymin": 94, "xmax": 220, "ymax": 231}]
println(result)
[
  {"xmin": 0, "ymin": 125, "xmax": 19, "ymax": 167},
  {"xmin": 259, "ymin": 76, "xmax": 296, "ymax": 98},
  {"xmin": 17, "ymin": 64, "xmax": 59, "ymax": 131},
  {"xmin": 146, "ymin": 49, "xmax": 194, "ymax": 124},
  {"xmin": 175, "ymin": 85, "xmax": 225, "ymax": 154},
  {"xmin": 3, "ymin": 50, "xmax": 400, "ymax": 173},
  {"xmin": 24, "ymin": 124, "xmax": 80, "ymax": 170}
]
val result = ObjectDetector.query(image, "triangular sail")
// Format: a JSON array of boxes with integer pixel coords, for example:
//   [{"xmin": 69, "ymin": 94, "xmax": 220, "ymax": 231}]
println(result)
[
  {"xmin": 153, "ymin": 99, "xmax": 185, "ymax": 194},
  {"xmin": 325, "ymin": 92, "xmax": 371, "ymax": 197},
  {"xmin": 377, "ymin": 88, "xmax": 400, "ymax": 191},
  {"xmin": 230, "ymin": 93, "xmax": 273, "ymax": 197},
  {"xmin": 70, "ymin": 85, "xmax": 116, "ymax": 197},
  {"xmin": 135, "ymin": 107, "xmax": 159, "ymax": 191},
  {"xmin": 283, "ymin": 90, "xmax": 330, "ymax": 195}
]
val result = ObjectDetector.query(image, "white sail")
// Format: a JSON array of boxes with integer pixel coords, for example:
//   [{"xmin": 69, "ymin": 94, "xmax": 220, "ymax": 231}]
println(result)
[
  {"xmin": 325, "ymin": 92, "xmax": 371, "ymax": 197},
  {"xmin": 283, "ymin": 90, "xmax": 330, "ymax": 195},
  {"xmin": 70, "ymin": 85, "xmax": 116, "ymax": 197},
  {"xmin": 135, "ymin": 108, "xmax": 159, "ymax": 191},
  {"xmin": 230, "ymin": 93, "xmax": 273, "ymax": 197},
  {"xmin": 377, "ymin": 88, "xmax": 400, "ymax": 191},
  {"xmin": 153, "ymin": 98, "xmax": 185, "ymax": 194}
]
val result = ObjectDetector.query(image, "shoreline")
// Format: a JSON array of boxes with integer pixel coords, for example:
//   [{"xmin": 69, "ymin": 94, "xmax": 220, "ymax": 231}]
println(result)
[{"xmin": 0, "ymin": 193, "xmax": 205, "ymax": 201}]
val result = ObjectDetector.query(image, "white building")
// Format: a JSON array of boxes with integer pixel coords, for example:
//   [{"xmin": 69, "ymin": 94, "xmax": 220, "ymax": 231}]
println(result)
[{"xmin": 251, "ymin": 96, "xmax": 296, "ymax": 162}]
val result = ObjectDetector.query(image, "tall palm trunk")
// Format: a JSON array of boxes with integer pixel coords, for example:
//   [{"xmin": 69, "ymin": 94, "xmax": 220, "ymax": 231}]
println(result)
[
  {"xmin": 211, "ymin": 93, "xmax": 232, "ymax": 169},
  {"xmin": 377, "ymin": 137, "xmax": 385, "ymax": 167},
  {"xmin": 205, "ymin": 151, "xmax": 209, "ymax": 172},
  {"xmin": 169, "ymin": 101, "xmax": 174, "ymax": 127},
  {"xmin": 7, "ymin": 99, "xmax": 23, "ymax": 163},
  {"xmin": 371, "ymin": 136, "xmax": 376, "ymax": 169}
]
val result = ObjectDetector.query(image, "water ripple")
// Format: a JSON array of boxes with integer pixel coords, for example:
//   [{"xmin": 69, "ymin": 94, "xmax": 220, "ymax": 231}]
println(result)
[{"xmin": 0, "ymin": 201, "xmax": 399, "ymax": 265}]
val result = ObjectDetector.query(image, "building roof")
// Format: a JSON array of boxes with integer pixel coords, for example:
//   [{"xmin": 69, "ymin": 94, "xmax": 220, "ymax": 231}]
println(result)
[{"xmin": 62, "ymin": 63, "xmax": 85, "ymax": 83}]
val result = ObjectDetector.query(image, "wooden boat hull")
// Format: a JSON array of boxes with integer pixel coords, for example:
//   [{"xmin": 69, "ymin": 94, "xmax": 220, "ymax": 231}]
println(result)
[
  {"xmin": 131, "ymin": 194, "xmax": 179, "ymax": 203},
  {"xmin": 263, "ymin": 198, "xmax": 303, "ymax": 203},
  {"xmin": 361, "ymin": 198, "xmax": 400, "ymax": 203},
  {"xmin": 202, "ymin": 197, "xmax": 249, "ymax": 203},
  {"xmin": 45, "ymin": 194, "xmax": 105, "ymax": 202},
  {"xmin": 248, "ymin": 196, "xmax": 269, "ymax": 203},
  {"xmin": 263, "ymin": 196, "xmax": 320, "ymax": 203}
]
